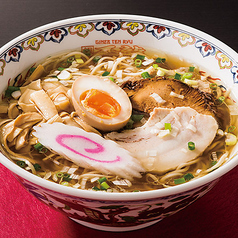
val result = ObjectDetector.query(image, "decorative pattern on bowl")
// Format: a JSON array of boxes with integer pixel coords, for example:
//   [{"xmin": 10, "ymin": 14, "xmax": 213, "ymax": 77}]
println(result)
[
  {"xmin": 0, "ymin": 18, "xmax": 237, "ymax": 83},
  {"xmin": 15, "ymin": 174, "xmax": 218, "ymax": 231}
]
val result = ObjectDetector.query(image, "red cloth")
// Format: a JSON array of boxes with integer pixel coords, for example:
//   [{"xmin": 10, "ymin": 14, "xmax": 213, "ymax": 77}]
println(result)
[{"xmin": 0, "ymin": 162, "xmax": 237, "ymax": 238}]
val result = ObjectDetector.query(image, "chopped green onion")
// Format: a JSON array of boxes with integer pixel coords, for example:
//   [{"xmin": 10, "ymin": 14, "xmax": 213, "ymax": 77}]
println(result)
[
  {"xmin": 133, "ymin": 190, "xmax": 140, "ymax": 192},
  {"xmin": 5, "ymin": 86, "xmax": 20, "ymax": 98},
  {"xmin": 209, "ymin": 83, "xmax": 218, "ymax": 90},
  {"xmin": 218, "ymin": 96, "xmax": 225, "ymax": 104},
  {"xmin": 56, "ymin": 172, "xmax": 71, "ymax": 181},
  {"xmin": 34, "ymin": 142, "xmax": 43, "ymax": 150},
  {"xmin": 93, "ymin": 56, "xmax": 101, "ymax": 63},
  {"xmin": 63, "ymin": 173, "xmax": 72, "ymax": 182},
  {"xmin": 228, "ymin": 125, "xmax": 236, "ymax": 133},
  {"xmin": 100, "ymin": 181, "xmax": 110, "ymax": 190},
  {"xmin": 92, "ymin": 186, "xmax": 100, "ymax": 191},
  {"xmin": 102, "ymin": 71, "xmax": 110, "ymax": 76},
  {"xmin": 33, "ymin": 163, "xmax": 41, "ymax": 171},
  {"xmin": 83, "ymin": 49, "xmax": 91, "ymax": 56},
  {"xmin": 174, "ymin": 73, "xmax": 182, "ymax": 80},
  {"xmin": 131, "ymin": 114, "xmax": 144, "ymax": 122},
  {"xmin": 181, "ymin": 72, "xmax": 193, "ymax": 81},
  {"xmin": 209, "ymin": 161, "xmax": 218, "ymax": 172},
  {"xmin": 141, "ymin": 71, "xmax": 151, "ymax": 79},
  {"xmin": 164, "ymin": 123, "xmax": 171, "ymax": 131},
  {"xmin": 153, "ymin": 64, "xmax": 159, "ymax": 69},
  {"xmin": 136, "ymin": 54, "xmax": 145, "ymax": 60},
  {"xmin": 188, "ymin": 141, "xmax": 195, "ymax": 150},
  {"xmin": 56, "ymin": 172, "xmax": 64, "ymax": 178},
  {"xmin": 124, "ymin": 118, "xmax": 134, "ymax": 129},
  {"xmin": 61, "ymin": 181, "xmax": 69, "ymax": 186},
  {"xmin": 184, "ymin": 173, "xmax": 194, "ymax": 181},
  {"xmin": 210, "ymin": 160, "xmax": 217, "ymax": 167},
  {"xmin": 63, "ymin": 173, "xmax": 70, "ymax": 178},
  {"xmin": 189, "ymin": 66, "xmax": 195, "ymax": 72},
  {"xmin": 98, "ymin": 177, "xmax": 107, "ymax": 184},
  {"xmin": 134, "ymin": 59, "xmax": 142, "ymax": 67},
  {"xmin": 155, "ymin": 57, "xmax": 166, "ymax": 63},
  {"xmin": 16, "ymin": 160, "xmax": 26, "ymax": 168},
  {"xmin": 76, "ymin": 58, "xmax": 84, "ymax": 64},
  {"xmin": 174, "ymin": 177, "xmax": 186, "ymax": 185},
  {"xmin": 109, "ymin": 77, "xmax": 115, "ymax": 82},
  {"xmin": 67, "ymin": 56, "xmax": 75, "ymax": 63},
  {"xmin": 174, "ymin": 173, "xmax": 194, "ymax": 185},
  {"xmin": 57, "ymin": 67, "xmax": 65, "ymax": 71},
  {"xmin": 34, "ymin": 143, "xmax": 47, "ymax": 153}
]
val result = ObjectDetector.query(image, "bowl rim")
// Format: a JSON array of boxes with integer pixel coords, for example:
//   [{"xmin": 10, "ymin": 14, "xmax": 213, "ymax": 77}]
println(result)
[{"xmin": 1, "ymin": 13, "xmax": 238, "ymax": 201}]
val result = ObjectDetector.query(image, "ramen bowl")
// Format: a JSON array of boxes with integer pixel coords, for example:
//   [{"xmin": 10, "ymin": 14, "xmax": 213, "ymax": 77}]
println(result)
[{"xmin": 0, "ymin": 14, "xmax": 238, "ymax": 232}]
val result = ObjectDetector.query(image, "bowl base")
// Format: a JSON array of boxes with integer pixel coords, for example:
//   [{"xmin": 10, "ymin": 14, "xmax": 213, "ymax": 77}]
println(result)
[{"xmin": 70, "ymin": 218, "xmax": 160, "ymax": 232}]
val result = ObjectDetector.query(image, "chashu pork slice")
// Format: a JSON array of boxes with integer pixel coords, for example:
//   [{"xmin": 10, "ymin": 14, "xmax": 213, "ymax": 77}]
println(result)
[{"xmin": 106, "ymin": 107, "xmax": 218, "ymax": 173}]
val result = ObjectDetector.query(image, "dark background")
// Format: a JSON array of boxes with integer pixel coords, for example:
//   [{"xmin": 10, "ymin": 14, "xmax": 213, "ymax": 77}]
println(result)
[{"xmin": 0, "ymin": 0, "xmax": 238, "ymax": 237}]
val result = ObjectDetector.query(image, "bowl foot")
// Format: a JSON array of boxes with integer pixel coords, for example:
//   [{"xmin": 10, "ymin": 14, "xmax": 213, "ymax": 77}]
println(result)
[{"xmin": 70, "ymin": 218, "xmax": 160, "ymax": 232}]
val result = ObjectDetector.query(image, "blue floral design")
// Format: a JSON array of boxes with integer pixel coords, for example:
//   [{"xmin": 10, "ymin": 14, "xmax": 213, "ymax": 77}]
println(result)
[
  {"xmin": 44, "ymin": 28, "xmax": 68, "ymax": 43},
  {"xmin": 95, "ymin": 21, "xmax": 121, "ymax": 36},
  {"xmin": 231, "ymin": 66, "xmax": 238, "ymax": 83},
  {"xmin": 4, "ymin": 45, "xmax": 23, "ymax": 63},
  {"xmin": 195, "ymin": 40, "xmax": 216, "ymax": 57},
  {"xmin": 146, "ymin": 24, "xmax": 171, "ymax": 40}
]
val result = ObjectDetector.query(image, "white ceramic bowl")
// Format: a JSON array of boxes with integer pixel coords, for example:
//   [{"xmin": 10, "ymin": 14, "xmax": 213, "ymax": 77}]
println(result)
[{"xmin": 0, "ymin": 14, "xmax": 238, "ymax": 232}]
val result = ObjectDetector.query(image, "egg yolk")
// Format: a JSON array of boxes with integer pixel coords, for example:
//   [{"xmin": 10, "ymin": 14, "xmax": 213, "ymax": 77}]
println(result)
[{"xmin": 80, "ymin": 89, "xmax": 121, "ymax": 119}]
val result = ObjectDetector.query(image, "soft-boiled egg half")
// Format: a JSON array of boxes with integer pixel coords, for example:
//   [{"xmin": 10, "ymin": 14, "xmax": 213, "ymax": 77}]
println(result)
[{"xmin": 72, "ymin": 75, "xmax": 132, "ymax": 131}]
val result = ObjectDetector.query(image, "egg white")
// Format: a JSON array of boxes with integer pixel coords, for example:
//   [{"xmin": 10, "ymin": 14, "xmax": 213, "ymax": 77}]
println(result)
[{"xmin": 72, "ymin": 75, "xmax": 132, "ymax": 131}]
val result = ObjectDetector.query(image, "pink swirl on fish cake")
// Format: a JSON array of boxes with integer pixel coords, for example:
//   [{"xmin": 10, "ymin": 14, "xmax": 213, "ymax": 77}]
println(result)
[{"xmin": 56, "ymin": 134, "xmax": 121, "ymax": 163}]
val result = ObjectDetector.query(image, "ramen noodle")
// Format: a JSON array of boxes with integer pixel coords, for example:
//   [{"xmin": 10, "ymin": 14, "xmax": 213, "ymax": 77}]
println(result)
[{"xmin": 0, "ymin": 46, "xmax": 237, "ymax": 192}]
